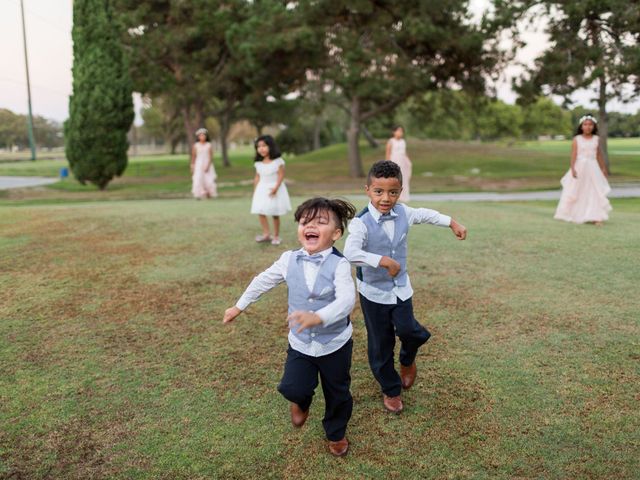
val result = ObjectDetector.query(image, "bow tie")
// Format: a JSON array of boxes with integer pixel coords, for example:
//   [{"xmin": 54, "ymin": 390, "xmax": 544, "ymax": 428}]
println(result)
[
  {"xmin": 296, "ymin": 252, "xmax": 324, "ymax": 265},
  {"xmin": 378, "ymin": 214, "xmax": 396, "ymax": 224}
]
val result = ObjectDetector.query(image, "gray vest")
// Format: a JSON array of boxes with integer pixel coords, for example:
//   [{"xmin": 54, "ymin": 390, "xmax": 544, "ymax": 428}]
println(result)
[
  {"xmin": 286, "ymin": 248, "xmax": 351, "ymax": 344},
  {"xmin": 356, "ymin": 205, "xmax": 409, "ymax": 291}
]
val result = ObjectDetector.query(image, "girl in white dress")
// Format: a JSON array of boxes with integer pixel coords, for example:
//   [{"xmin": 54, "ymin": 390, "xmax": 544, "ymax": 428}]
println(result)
[
  {"xmin": 386, "ymin": 126, "xmax": 412, "ymax": 202},
  {"xmin": 251, "ymin": 135, "xmax": 292, "ymax": 245},
  {"xmin": 191, "ymin": 128, "xmax": 217, "ymax": 199},
  {"xmin": 554, "ymin": 114, "xmax": 611, "ymax": 225}
]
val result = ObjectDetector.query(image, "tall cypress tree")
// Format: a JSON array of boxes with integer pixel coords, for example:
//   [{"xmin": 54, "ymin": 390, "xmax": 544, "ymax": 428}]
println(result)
[{"xmin": 65, "ymin": 0, "xmax": 133, "ymax": 190}]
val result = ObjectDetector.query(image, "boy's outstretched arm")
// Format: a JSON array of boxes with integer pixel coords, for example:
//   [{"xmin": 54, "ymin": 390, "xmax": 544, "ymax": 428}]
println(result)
[
  {"xmin": 404, "ymin": 204, "xmax": 467, "ymax": 240},
  {"xmin": 222, "ymin": 252, "xmax": 287, "ymax": 324}
]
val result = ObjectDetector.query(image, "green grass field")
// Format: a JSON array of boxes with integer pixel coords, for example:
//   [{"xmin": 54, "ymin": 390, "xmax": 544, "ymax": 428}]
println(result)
[
  {"xmin": 1, "ymin": 196, "xmax": 639, "ymax": 479},
  {"xmin": 1, "ymin": 138, "xmax": 639, "ymax": 204}
]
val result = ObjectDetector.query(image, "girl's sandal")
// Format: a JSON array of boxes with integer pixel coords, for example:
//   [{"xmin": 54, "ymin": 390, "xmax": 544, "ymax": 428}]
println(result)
[
  {"xmin": 271, "ymin": 237, "xmax": 282, "ymax": 246},
  {"xmin": 255, "ymin": 234, "xmax": 272, "ymax": 243}
]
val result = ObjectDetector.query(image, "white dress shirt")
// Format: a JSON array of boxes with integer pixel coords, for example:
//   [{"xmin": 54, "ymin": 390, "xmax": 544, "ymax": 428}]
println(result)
[
  {"xmin": 344, "ymin": 202, "xmax": 451, "ymax": 305},
  {"xmin": 236, "ymin": 247, "xmax": 355, "ymax": 357}
]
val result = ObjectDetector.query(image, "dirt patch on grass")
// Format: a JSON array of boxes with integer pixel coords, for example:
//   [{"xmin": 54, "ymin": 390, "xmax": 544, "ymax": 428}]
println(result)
[{"xmin": 0, "ymin": 411, "xmax": 138, "ymax": 480}]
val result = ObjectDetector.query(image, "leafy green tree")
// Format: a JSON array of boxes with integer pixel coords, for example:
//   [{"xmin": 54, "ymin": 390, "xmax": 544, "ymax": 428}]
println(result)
[
  {"xmin": 0, "ymin": 109, "xmax": 29, "ymax": 149},
  {"xmin": 116, "ymin": 0, "xmax": 236, "ymax": 161},
  {"xmin": 117, "ymin": 0, "xmax": 319, "ymax": 166},
  {"xmin": 140, "ymin": 96, "xmax": 185, "ymax": 154},
  {"xmin": 502, "ymin": 0, "xmax": 640, "ymax": 172},
  {"xmin": 608, "ymin": 111, "xmax": 640, "ymax": 138},
  {"xmin": 301, "ymin": 0, "xmax": 499, "ymax": 176},
  {"xmin": 521, "ymin": 97, "xmax": 572, "ymax": 139},
  {"xmin": 475, "ymin": 101, "xmax": 523, "ymax": 140},
  {"xmin": 66, "ymin": 0, "xmax": 133, "ymax": 189},
  {"xmin": 398, "ymin": 91, "xmax": 477, "ymax": 141}
]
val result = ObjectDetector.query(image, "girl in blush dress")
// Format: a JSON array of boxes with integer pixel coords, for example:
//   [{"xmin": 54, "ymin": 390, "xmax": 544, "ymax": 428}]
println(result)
[
  {"xmin": 251, "ymin": 135, "xmax": 292, "ymax": 245},
  {"xmin": 191, "ymin": 128, "xmax": 217, "ymax": 199},
  {"xmin": 386, "ymin": 126, "xmax": 412, "ymax": 202},
  {"xmin": 554, "ymin": 114, "xmax": 611, "ymax": 225}
]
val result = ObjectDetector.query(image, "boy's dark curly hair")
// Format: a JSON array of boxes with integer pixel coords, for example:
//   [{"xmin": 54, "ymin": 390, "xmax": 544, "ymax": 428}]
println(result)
[
  {"xmin": 294, "ymin": 197, "xmax": 357, "ymax": 234},
  {"xmin": 367, "ymin": 160, "xmax": 403, "ymax": 185}
]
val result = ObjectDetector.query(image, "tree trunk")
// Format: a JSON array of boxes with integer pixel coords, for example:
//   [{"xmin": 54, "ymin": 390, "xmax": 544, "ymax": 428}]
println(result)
[
  {"xmin": 170, "ymin": 136, "xmax": 179, "ymax": 154},
  {"xmin": 182, "ymin": 106, "xmax": 202, "ymax": 151},
  {"xmin": 219, "ymin": 111, "xmax": 231, "ymax": 167},
  {"xmin": 312, "ymin": 116, "xmax": 322, "ymax": 151},
  {"xmin": 597, "ymin": 75, "xmax": 610, "ymax": 174},
  {"xmin": 361, "ymin": 124, "xmax": 379, "ymax": 148},
  {"xmin": 346, "ymin": 97, "xmax": 365, "ymax": 177}
]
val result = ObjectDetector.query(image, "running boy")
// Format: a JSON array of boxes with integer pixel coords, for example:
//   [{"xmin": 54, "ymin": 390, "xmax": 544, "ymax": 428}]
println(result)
[
  {"xmin": 344, "ymin": 161, "xmax": 467, "ymax": 413},
  {"xmin": 224, "ymin": 198, "xmax": 357, "ymax": 456}
]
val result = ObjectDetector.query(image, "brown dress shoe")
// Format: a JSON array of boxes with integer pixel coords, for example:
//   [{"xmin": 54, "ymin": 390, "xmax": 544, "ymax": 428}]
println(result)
[
  {"xmin": 400, "ymin": 362, "xmax": 417, "ymax": 389},
  {"xmin": 382, "ymin": 394, "xmax": 403, "ymax": 413},
  {"xmin": 328, "ymin": 437, "xmax": 349, "ymax": 457},
  {"xmin": 290, "ymin": 403, "xmax": 309, "ymax": 427}
]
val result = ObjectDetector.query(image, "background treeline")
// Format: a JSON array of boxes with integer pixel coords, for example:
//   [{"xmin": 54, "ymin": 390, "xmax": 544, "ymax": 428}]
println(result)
[
  {"xmin": 0, "ymin": 109, "xmax": 64, "ymax": 151},
  {"xmin": 139, "ymin": 94, "xmax": 640, "ymax": 155},
  {"xmin": 5, "ymin": 95, "xmax": 639, "ymax": 155}
]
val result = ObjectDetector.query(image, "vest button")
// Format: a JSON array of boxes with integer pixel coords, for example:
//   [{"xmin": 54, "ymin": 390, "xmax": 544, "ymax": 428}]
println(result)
[
  {"xmin": 308, "ymin": 298, "xmax": 314, "ymax": 303},
  {"xmin": 310, "ymin": 333, "xmax": 316, "ymax": 337}
]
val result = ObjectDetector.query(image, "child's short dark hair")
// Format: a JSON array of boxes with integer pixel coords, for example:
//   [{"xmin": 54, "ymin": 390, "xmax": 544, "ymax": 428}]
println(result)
[
  {"xmin": 254, "ymin": 135, "xmax": 282, "ymax": 162},
  {"xmin": 367, "ymin": 160, "xmax": 403, "ymax": 185},
  {"xmin": 294, "ymin": 197, "xmax": 356, "ymax": 234}
]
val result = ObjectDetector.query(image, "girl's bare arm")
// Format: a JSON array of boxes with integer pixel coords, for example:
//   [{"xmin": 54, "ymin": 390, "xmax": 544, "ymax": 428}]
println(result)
[
  {"xmin": 596, "ymin": 142, "xmax": 608, "ymax": 176},
  {"xmin": 271, "ymin": 164, "xmax": 285, "ymax": 196},
  {"xmin": 385, "ymin": 140, "xmax": 392, "ymax": 160},
  {"xmin": 570, "ymin": 138, "xmax": 578, "ymax": 177}
]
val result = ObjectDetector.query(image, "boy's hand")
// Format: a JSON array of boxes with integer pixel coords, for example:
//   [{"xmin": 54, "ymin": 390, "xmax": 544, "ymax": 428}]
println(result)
[
  {"xmin": 223, "ymin": 306, "xmax": 242, "ymax": 324},
  {"xmin": 450, "ymin": 219, "xmax": 467, "ymax": 240},
  {"xmin": 379, "ymin": 256, "xmax": 401, "ymax": 277},
  {"xmin": 288, "ymin": 311, "xmax": 323, "ymax": 333}
]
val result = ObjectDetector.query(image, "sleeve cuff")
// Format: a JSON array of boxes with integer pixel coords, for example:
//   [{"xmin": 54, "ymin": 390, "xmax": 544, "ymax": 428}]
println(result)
[
  {"xmin": 315, "ymin": 310, "xmax": 331, "ymax": 326},
  {"xmin": 368, "ymin": 253, "xmax": 383, "ymax": 267},
  {"xmin": 439, "ymin": 215, "xmax": 452, "ymax": 227},
  {"xmin": 235, "ymin": 299, "xmax": 250, "ymax": 311}
]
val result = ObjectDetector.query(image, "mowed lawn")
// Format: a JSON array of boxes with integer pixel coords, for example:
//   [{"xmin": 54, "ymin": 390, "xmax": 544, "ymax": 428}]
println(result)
[
  {"xmin": 1, "ymin": 138, "xmax": 639, "ymax": 204},
  {"xmin": 1, "ymin": 197, "xmax": 639, "ymax": 479}
]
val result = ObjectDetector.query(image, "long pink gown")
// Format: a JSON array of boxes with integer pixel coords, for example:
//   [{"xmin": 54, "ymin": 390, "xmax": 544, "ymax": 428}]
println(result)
[
  {"xmin": 554, "ymin": 135, "xmax": 611, "ymax": 223},
  {"xmin": 191, "ymin": 142, "xmax": 217, "ymax": 199},
  {"xmin": 389, "ymin": 138, "xmax": 412, "ymax": 202}
]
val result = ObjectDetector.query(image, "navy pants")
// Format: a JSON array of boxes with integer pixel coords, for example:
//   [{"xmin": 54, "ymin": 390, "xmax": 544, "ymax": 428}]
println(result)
[
  {"xmin": 277, "ymin": 339, "xmax": 353, "ymax": 441},
  {"xmin": 359, "ymin": 294, "xmax": 431, "ymax": 397}
]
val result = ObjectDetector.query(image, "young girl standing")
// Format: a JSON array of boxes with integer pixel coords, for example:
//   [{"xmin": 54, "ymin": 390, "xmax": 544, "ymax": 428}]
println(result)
[
  {"xmin": 251, "ymin": 135, "xmax": 292, "ymax": 245},
  {"xmin": 191, "ymin": 128, "xmax": 217, "ymax": 199},
  {"xmin": 554, "ymin": 114, "xmax": 612, "ymax": 225},
  {"xmin": 386, "ymin": 126, "xmax": 412, "ymax": 202}
]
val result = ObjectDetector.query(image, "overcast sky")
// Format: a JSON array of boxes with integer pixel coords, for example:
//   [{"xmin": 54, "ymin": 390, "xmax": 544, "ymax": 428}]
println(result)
[{"xmin": 0, "ymin": 0, "xmax": 637, "ymax": 123}]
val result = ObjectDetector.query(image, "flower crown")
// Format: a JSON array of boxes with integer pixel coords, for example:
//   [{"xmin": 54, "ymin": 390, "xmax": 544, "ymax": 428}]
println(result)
[
  {"xmin": 195, "ymin": 128, "xmax": 208, "ymax": 137},
  {"xmin": 579, "ymin": 114, "xmax": 597, "ymax": 125}
]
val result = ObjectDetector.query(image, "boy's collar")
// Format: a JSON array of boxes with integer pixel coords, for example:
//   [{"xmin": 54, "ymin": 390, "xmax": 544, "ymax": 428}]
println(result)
[
  {"xmin": 298, "ymin": 246, "xmax": 333, "ymax": 258},
  {"xmin": 367, "ymin": 202, "xmax": 398, "ymax": 221}
]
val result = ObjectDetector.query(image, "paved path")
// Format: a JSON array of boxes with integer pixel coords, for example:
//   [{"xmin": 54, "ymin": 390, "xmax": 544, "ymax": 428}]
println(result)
[
  {"xmin": 0, "ymin": 176, "xmax": 59, "ymax": 190},
  {"xmin": 1, "ymin": 176, "xmax": 639, "ymax": 201},
  {"xmin": 351, "ymin": 184, "xmax": 640, "ymax": 202}
]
